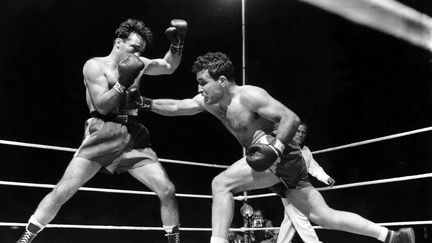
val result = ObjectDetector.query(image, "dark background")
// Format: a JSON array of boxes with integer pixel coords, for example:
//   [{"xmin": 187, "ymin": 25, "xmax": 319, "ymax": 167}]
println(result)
[{"xmin": 1, "ymin": 0, "xmax": 432, "ymax": 242}]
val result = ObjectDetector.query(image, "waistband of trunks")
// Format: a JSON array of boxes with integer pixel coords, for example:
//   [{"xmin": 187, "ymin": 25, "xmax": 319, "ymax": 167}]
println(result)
[{"xmin": 90, "ymin": 111, "xmax": 138, "ymax": 124}]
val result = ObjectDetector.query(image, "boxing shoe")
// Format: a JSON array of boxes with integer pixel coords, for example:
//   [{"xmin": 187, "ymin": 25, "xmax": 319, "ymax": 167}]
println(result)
[
  {"xmin": 16, "ymin": 222, "xmax": 42, "ymax": 243},
  {"xmin": 166, "ymin": 232, "xmax": 180, "ymax": 243},
  {"xmin": 16, "ymin": 230, "xmax": 36, "ymax": 243},
  {"xmin": 385, "ymin": 227, "xmax": 415, "ymax": 243}
]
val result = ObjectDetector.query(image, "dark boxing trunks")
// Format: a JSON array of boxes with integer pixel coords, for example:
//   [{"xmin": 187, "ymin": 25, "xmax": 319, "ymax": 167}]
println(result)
[
  {"xmin": 254, "ymin": 135, "xmax": 311, "ymax": 197},
  {"xmin": 74, "ymin": 112, "xmax": 157, "ymax": 173}
]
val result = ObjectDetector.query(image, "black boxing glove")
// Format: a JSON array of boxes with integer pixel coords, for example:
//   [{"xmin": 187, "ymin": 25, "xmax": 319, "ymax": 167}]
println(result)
[
  {"xmin": 119, "ymin": 86, "xmax": 153, "ymax": 111},
  {"xmin": 246, "ymin": 137, "xmax": 285, "ymax": 172},
  {"xmin": 120, "ymin": 86, "xmax": 143, "ymax": 110},
  {"xmin": 114, "ymin": 55, "xmax": 145, "ymax": 94},
  {"xmin": 140, "ymin": 96, "xmax": 153, "ymax": 112},
  {"xmin": 165, "ymin": 19, "xmax": 188, "ymax": 55}
]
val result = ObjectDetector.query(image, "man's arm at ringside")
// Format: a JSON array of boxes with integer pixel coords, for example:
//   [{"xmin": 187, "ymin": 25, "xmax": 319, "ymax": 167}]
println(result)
[
  {"xmin": 303, "ymin": 147, "xmax": 336, "ymax": 186},
  {"xmin": 151, "ymin": 94, "xmax": 205, "ymax": 116},
  {"xmin": 241, "ymin": 86, "xmax": 300, "ymax": 145},
  {"xmin": 83, "ymin": 59, "xmax": 123, "ymax": 115},
  {"xmin": 303, "ymin": 146, "xmax": 333, "ymax": 185}
]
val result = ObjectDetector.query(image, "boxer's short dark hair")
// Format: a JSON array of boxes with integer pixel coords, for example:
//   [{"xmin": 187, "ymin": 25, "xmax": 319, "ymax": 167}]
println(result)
[
  {"xmin": 192, "ymin": 52, "xmax": 235, "ymax": 82},
  {"xmin": 115, "ymin": 19, "xmax": 153, "ymax": 46}
]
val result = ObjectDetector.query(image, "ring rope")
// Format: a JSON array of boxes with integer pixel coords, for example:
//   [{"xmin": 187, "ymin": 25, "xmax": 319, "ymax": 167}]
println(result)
[
  {"xmin": 2, "ymin": 130, "xmax": 429, "ymax": 234},
  {"xmin": 2, "ymin": 220, "xmax": 431, "ymax": 231},
  {"xmin": 0, "ymin": 140, "xmax": 77, "ymax": 152},
  {"xmin": 0, "ymin": 180, "xmax": 213, "ymax": 199},
  {"xmin": 235, "ymin": 172, "xmax": 432, "ymax": 200},
  {"xmin": 2, "ymin": 125, "xmax": 432, "ymax": 168},
  {"xmin": 2, "ymin": 172, "xmax": 430, "ymax": 201},
  {"xmin": 318, "ymin": 172, "xmax": 432, "ymax": 191},
  {"xmin": 237, "ymin": 220, "xmax": 432, "ymax": 231},
  {"xmin": 312, "ymin": 126, "xmax": 432, "ymax": 154},
  {"xmin": 0, "ymin": 222, "xmax": 210, "ymax": 231},
  {"xmin": 158, "ymin": 158, "xmax": 228, "ymax": 168},
  {"xmin": 0, "ymin": 139, "xmax": 229, "ymax": 169}
]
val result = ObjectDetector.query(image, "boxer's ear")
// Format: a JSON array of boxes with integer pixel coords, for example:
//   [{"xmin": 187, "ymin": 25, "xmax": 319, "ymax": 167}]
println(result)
[{"xmin": 219, "ymin": 76, "xmax": 227, "ymax": 86}]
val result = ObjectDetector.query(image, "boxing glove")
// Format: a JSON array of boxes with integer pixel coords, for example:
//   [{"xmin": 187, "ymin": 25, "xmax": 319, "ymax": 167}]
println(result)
[
  {"xmin": 120, "ymin": 86, "xmax": 143, "ymax": 110},
  {"xmin": 246, "ymin": 137, "xmax": 285, "ymax": 172},
  {"xmin": 119, "ymin": 86, "xmax": 154, "ymax": 111},
  {"xmin": 165, "ymin": 19, "xmax": 188, "ymax": 55},
  {"xmin": 116, "ymin": 55, "xmax": 145, "ymax": 93},
  {"xmin": 140, "ymin": 96, "xmax": 153, "ymax": 112}
]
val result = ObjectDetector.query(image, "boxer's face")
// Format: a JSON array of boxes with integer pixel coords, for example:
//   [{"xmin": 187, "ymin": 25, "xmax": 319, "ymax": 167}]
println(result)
[
  {"xmin": 293, "ymin": 124, "xmax": 307, "ymax": 145},
  {"xmin": 196, "ymin": 70, "xmax": 224, "ymax": 105},
  {"xmin": 117, "ymin": 33, "xmax": 145, "ymax": 60}
]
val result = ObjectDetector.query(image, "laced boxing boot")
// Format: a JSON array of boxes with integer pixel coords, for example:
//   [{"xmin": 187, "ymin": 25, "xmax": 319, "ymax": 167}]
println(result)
[
  {"xmin": 16, "ymin": 230, "xmax": 36, "ymax": 243},
  {"xmin": 165, "ymin": 225, "xmax": 180, "ymax": 243},
  {"xmin": 385, "ymin": 227, "xmax": 415, "ymax": 243},
  {"xmin": 166, "ymin": 232, "xmax": 180, "ymax": 243},
  {"xmin": 16, "ymin": 223, "xmax": 42, "ymax": 243}
]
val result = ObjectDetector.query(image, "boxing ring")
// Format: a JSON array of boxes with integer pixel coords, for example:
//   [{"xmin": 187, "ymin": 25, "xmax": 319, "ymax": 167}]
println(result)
[
  {"xmin": 2, "ymin": 0, "xmax": 432, "ymax": 241},
  {"xmin": 1, "ymin": 125, "xmax": 431, "ymax": 239}
]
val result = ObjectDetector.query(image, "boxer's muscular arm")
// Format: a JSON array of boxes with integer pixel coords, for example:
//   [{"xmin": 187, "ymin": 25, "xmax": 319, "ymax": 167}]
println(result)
[
  {"xmin": 151, "ymin": 94, "xmax": 205, "ymax": 116},
  {"xmin": 241, "ymin": 86, "xmax": 300, "ymax": 145},
  {"xmin": 141, "ymin": 56, "xmax": 180, "ymax": 76},
  {"xmin": 140, "ymin": 19, "xmax": 187, "ymax": 76},
  {"xmin": 83, "ymin": 59, "xmax": 122, "ymax": 115}
]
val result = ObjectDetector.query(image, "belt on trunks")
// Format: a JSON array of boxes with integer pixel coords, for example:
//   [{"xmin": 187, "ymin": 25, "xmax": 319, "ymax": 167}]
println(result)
[{"xmin": 90, "ymin": 111, "xmax": 138, "ymax": 124}]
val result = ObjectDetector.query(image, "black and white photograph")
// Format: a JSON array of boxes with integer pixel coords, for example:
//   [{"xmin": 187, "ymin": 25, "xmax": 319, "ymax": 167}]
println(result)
[{"xmin": 1, "ymin": 0, "xmax": 432, "ymax": 242}]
